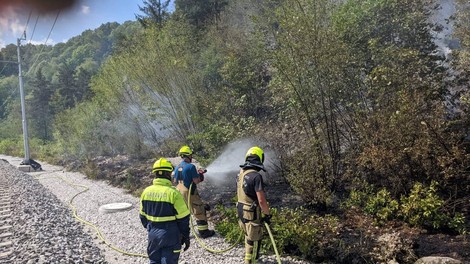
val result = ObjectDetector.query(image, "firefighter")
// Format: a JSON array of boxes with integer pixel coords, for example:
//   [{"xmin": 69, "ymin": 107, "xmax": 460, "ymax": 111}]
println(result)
[
  {"xmin": 173, "ymin": 145, "xmax": 215, "ymax": 238},
  {"xmin": 237, "ymin": 146, "xmax": 272, "ymax": 264},
  {"xmin": 140, "ymin": 158, "xmax": 190, "ymax": 264}
]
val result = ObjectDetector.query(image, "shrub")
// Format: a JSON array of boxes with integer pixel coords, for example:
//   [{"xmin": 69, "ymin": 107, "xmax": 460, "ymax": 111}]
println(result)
[
  {"xmin": 399, "ymin": 181, "xmax": 466, "ymax": 233},
  {"xmin": 347, "ymin": 181, "xmax": 466, "ymax": 234},
  {"xmin": 284, "ymin": 140, "xmax": 337, "ymax": 207},
  {"xmin": 214, "ymin": 205, "xmax": 244, "ymax": 244},
  {"xmin": 0, "ymin": 138, "xmax": 24, "ymax": 157},
  {"xmin": 81, "ymin": 160, "xmax": 100, "ymax": 180},
  {"xmin": 214, "ymin": 205, "xmax": 340, "ymax": 261},
  {"xmin": 343, "ymin": 180, "xmax": 375, "ymax": 208},
  {"xmin": 364, "ymin": 188, "xmax": 399, "ymax": 225}
]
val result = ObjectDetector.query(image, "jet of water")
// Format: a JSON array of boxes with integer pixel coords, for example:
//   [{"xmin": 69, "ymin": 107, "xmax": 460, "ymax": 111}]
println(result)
[{"xmin": 203, "ymin": 139, "xmax": 279, "ymax": 187}]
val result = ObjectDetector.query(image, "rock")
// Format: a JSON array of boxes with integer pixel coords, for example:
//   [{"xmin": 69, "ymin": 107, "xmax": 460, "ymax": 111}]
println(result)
[{"xmin": 415, "ymin": 256, "xmax": 462, "ymax": 264}]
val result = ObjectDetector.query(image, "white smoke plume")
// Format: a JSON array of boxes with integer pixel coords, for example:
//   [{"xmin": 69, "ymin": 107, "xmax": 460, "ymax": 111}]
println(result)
[{"xmin": 430, "ymin": 0, "xmax": 457, "ymax": 58}]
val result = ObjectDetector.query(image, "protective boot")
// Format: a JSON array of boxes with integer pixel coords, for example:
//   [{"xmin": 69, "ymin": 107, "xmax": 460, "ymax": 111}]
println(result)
[
  {"xmin": 245, "ymin": 239, "xmax": 260, "ymax": 264},
  {"xmin": 196, "ymin": 220, "xmax": 215, "ymax": 238},
  {"xmin": 198, "ymin": 229, "xmax": 215, "ymax": 238}
]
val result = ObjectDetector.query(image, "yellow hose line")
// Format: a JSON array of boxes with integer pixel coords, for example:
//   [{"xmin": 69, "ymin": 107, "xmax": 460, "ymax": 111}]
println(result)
[
  {"xmin": 34, "ymin": 175, "xmax": 148, "ymax": 258},
  {"xmin": 34, "ymin": 173, "xmax": 280, "ymax": 262},
  {"xmin": 188, "ymin": 183, "xmax": 243, "ymax": 253},
  {"xmin": 264, "ymin": 222, "xmax": 281, "ymax": 264}
]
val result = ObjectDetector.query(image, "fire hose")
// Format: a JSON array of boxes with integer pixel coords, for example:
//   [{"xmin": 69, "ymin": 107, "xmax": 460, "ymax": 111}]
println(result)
[
  {"xmin": 33, "ymin": 173, "xmax": 148, "ymax": 258},
  {"xmin": 188, "ymin": 182, "xmax": 243, "ymax": 253},
  {"xmin": 34, "ymin": 170, "xmax": 281, "ymax": 263},
  {"xmin": 188, "ymin": 176, "xmax": 282, "ymax": 263}
]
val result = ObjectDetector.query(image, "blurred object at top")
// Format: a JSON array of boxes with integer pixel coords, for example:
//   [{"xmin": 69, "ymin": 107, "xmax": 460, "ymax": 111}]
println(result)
[{"xmin": 0, "ymin": 0, "xmax": 78, "ymax": 13}]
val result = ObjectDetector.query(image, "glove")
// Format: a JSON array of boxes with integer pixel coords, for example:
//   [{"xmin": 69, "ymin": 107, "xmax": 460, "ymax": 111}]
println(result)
[
  {"xmin": 204, "ymin": 204, "xmax": 211, "ymax": 211},
  {"xmin": 261, "ymin": 214, "xmax": 272, "ymax": 225},
  {"xmin": 181, "ymin": 236, "xmax": 190, "ymax": 251},
  {"xmin": 197, "ymin": 169, "xmax": 206, "ymax": 182}
]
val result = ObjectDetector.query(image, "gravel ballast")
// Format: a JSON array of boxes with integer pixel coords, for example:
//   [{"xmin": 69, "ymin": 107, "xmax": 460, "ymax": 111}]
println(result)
[{"xmin": 0, "ymin": 155, "xmax": 312, "ymax": 264}]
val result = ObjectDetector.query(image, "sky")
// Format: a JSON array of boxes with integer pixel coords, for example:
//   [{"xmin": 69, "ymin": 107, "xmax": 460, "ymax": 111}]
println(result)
[{"xmin": 0, "ymin": 0, "xmax": 146, "ymax": 48}]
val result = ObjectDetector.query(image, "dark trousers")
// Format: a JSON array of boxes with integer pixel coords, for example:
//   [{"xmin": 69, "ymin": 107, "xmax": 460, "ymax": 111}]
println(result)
[{"xmin": 147, "ymin": 222, "xmax": 181, "ymax": 264}]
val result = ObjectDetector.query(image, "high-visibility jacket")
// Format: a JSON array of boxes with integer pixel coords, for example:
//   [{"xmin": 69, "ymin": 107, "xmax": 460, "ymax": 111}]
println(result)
[{"xmin": 140, "ymin": 178, "xmax": 190, "ymax": 238}]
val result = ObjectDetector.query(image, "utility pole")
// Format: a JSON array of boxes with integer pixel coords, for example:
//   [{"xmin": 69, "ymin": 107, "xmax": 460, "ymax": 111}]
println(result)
[{"xmin": 16, "ymin": 31, "xmax": 31, "ymax": 166}]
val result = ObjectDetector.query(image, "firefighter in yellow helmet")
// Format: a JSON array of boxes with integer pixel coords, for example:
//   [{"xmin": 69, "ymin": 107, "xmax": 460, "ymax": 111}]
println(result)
[
  {"xmin": 237, "ymin": 146, "xmax": 272, "ymax": 264},
  {"xmin": 140, "ymin": 158, "xmax": 190, "ymax": 264},
  {"xmin": 173, "ymin": 146, "xmax": 215, "ymax": 238}
]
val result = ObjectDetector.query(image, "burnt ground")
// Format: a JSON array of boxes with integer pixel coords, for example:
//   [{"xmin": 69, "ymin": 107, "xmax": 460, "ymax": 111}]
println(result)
[{"xmin": 69, "ymin": 155, "xmax": 470, "ymax": 263}]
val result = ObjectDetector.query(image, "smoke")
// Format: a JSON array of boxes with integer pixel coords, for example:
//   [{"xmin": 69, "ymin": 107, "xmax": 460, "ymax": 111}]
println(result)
[
  {"xmin": 430, "ymin": 0, "xmax": 457, "ymax": 58},
  {"xmin": 203, "ymin": 138, "xmax": 280, "ymax": 187}
]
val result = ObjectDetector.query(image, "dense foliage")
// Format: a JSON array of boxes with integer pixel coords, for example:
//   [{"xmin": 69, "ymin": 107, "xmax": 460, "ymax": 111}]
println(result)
[{"xmin": 1, "ymin": 0, "xmax": 469, "ymax": 262}]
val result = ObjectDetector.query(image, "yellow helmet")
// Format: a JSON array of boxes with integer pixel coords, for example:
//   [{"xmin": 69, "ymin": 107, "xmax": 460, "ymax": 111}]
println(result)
[
  {"xmin": 178, "ymin": 145, "xmax": 193, "ymax": 156},
  {"xmin": 152, "ymin": 158, "xmax": 174, "ymax": 175},
  {"xmin": 245, "ymin": 146, "xmax": 264, "ymax": 163}
]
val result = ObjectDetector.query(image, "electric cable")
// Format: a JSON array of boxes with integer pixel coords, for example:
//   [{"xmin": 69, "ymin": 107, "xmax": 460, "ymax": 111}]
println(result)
[
  {"xmin": 0, "ymin": 87, "xmax": 18, "ymax": 110},
  {"xmin": 26, "ymin": 10, "xmax": 60, "ymax": 77},
  {"xmin": 24, "ymin": 10, "xmax": 33, "ymax": 32},
  {"xmin": 28, "ymin": 15, "xmax": 40, "ymax": 43}
]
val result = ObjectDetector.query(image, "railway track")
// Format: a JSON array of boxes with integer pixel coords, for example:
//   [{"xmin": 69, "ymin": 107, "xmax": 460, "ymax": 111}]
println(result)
[{"xmin": 0, "ymin": 174, "xmax": 13, "ymax": 263}]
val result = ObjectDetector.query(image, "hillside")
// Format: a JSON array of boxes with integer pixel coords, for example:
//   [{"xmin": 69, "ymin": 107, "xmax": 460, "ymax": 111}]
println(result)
[{"xmin": 1, "ymin": 0, "xmax": 470, "ymax": 263}]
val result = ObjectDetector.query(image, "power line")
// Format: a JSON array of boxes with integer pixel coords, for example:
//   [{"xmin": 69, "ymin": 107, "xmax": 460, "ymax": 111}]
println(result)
[
  {"xmin": 0, "ymin": 87, "xmax": 18, "ymax": 110},
  {"xmin": 23, "ymin": 10, "xmax": 33, "ymax": 37},
  {"xmin": 2, "ymin": 10, "xmax": 59, "ymax": 111},
  {"xmin": 44, "ymin": 11, "xmax": 60, "ymax": 47},
  {"xmin": 0, "ymin": 10, "xmax": 33, "ymax": 77},
  {"xmin": 29, "ymin": 15, "xmax": 40, "ymax": 43},
  {"xmin": 26, "ymin": 10, "xmax": 61, "ymax": 77},
  {"xmin": 0, "ymin": 62, "xmax": 9, "ymax": 77}
]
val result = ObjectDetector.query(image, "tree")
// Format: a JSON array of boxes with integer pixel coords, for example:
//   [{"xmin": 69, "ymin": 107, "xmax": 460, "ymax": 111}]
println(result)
[
  {"xmin": 262, "ymin": 0, "xmax": 354, "ymax": 205},
  {"xmin": 136, "ymin": 0, "xmax": 171, "ymax": 28},
  {"xmin": 332, "ymin": 0, "xmax": 463, "ymax": 198},
  {"xmin": 0, "ymin": 76, "xmax": 19, "ymax": 121},
  {"xmin": 28, "ymin": 68, "xmax": 53, "ymax": 140},
  {"xmin": 50, "ymin": 63, "xmax": 77, "ymax": 113},
  {"xmin": 0, "ymin": 44, "xmax": 19, "ymax": 78},
  {"xmin": 175, "ymin": 0, "xmax": 228, "ymax": 28}
]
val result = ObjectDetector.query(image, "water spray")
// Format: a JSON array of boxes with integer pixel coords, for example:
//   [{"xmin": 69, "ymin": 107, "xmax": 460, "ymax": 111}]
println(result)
[
  {"xmin": 189, "ymin": 139, "xmax": 282, "ymax": 263},
  {"xmin": 203, "ymin": 138, "xmax": 280, "ymax": 186}
]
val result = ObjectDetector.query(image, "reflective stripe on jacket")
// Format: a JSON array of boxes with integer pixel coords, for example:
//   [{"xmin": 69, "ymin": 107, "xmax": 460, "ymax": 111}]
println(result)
[{"xmin": 140, "ymin": 178, "xmax": 190, "ymax": 225}]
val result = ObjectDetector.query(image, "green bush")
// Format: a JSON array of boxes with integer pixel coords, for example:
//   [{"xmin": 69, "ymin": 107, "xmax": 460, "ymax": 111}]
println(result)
[
  {"xmin": 364, "ymin": 188, "xmax": 399, "ymax": 225},
  {"xmin": 351, "ymin": 181, "xmax": 467, "ymax": 234},
  {"xmin": 343, "ymin": 180, "xmax": 375, "ymax": 208},
  {"xmin": 214, "ymin": 205, "xmax": 244, "ymax": 244},
  {"xmin": 215, "ymin": 205, "xmax": 340, "ymax": 261},
  {"xmin": 344, "ymin": 183, "xmax": 399, "ymax": 225},
  {"xmin": 284, "ymin": 140, "xmax": 337, "ymax": 207},
  {"xmin": 399, "ymin": 181, "xmax": 466, "ymax": 233},
  {"xmin": 0, "ymin": 138, "xmax": 23, "ymax": 156},
  {"xmin": 186, "ymin": 122, "xmax": 235, "ymax": 164},
  {"xmin": 0, "ymin": 137, "xmax": 61, "ymax": 165}
]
